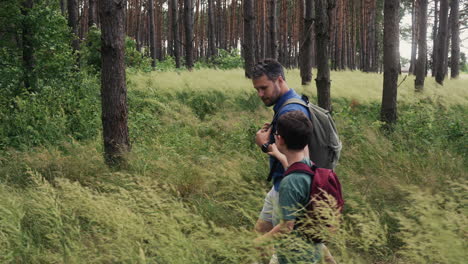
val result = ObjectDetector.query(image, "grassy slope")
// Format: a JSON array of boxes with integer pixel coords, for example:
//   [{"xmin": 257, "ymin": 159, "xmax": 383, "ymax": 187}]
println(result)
[{"xmin": 0, "ymin": 69, "xmax": 467, "ymax": 263}]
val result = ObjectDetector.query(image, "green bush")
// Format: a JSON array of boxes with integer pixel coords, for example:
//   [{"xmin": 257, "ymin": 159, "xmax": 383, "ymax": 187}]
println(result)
[{"xmin": 81, "ymin": 27, "xmax": 152, "ymax": 72}]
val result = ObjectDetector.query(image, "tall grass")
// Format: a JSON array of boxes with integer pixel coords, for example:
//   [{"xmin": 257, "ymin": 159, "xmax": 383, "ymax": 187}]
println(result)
[{"xmin": 1, "ymin": 70, "xmax": 467, "ymax": 263}]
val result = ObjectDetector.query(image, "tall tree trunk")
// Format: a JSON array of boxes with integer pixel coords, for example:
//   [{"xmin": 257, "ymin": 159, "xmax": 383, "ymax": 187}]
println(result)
[
  {"xmin": 315, "ymin": 0, "xmax": 335, "ymax": 112},
  {"xmin": 149, "ymin": 0, "xmax": 157, "ymax": 67},
  {"xmin": 450, "ymin": 0, "xmax": 459, "ymax": 79},
  {"xmin": 435, "ymin": 0, "xmax": 449, "ymax": 84},
  {"xmin": 89, "ymin": 0, "xmax": 98, "ymax": 28},
  {"xmin": 431, "ymin": 0, "xmax": 438, "ymax": 76},
  {"xmin": 260, "ymin": 0, "xmax": 266, "ymax": 60},
  {"xmin": 171, "ymin": 0, "xmax": 181, "ymax": 67},
  {"xmin": 268, "ymin": 0, "xmax": 277, "ymax": 59},
  {"xmin": 99, "ymin": 0, "xmax": 130, "ymax": 166},
  {"xmin": 300, "ymin": 0, "xmax": 314, "ymax": 85},
  {"xmin": 409, "ymin": 0, "xmax": 419, "ymax": 74},
  {"xmin": 243, "ymin": 0, "xmax": 255, "ymax": 78},
  {"xmin": 21, "ymin": 0, "xmax": 36, "ymax": 92},
  {"xmin": 207, "ymin": 0, "xmax": 216, "ymax": 58},
  {"xmin": 381, "ymin": 0, "xmax": 400, "ymax": 125},
  {"xmin": 185, "ymin": 0, "xmax": 194, "ymax": 69},
  {"xmin": 67, "ymin": 0, "xmax": 80, "ymax": 53},
  {"xmin": 415, "ymin": 0, "xmax": 427, "ymax": 91}
]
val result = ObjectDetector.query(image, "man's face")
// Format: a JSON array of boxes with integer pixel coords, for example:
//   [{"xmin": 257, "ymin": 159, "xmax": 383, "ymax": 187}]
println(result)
[{"xmin": 252, "ymin": 75, "xmax": 281, "ymax": 107}]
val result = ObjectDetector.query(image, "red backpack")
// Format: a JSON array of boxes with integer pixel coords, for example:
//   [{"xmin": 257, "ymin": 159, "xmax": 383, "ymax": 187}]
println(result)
[{"xmin": 284, "ymin": 162, "xmax": 344, "ymax": 242}]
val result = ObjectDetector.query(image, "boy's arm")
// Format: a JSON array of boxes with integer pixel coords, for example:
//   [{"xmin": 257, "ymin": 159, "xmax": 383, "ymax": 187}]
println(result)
[
  {"xmin": 254, "ymin": 220, "xmax": 295, "ymax": 245},
  {"xmin": 267, "ymin": 143, "xmax": 288, "ymax": 169}
]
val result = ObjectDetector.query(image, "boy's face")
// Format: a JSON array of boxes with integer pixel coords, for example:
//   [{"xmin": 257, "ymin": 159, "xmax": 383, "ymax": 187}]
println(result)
[{"xmin": 252, "ymin": 75, "xmax": 282, "ymax": 107}]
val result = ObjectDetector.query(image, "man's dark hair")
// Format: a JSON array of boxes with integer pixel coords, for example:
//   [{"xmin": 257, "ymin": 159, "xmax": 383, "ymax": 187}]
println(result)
[
  {"xmin": 277, "ymin": 111, "xmax": 312, "ymax": 151},
  {"xmin": 252, "ymin": 59, "xmax": 286, "ymax": 81}
]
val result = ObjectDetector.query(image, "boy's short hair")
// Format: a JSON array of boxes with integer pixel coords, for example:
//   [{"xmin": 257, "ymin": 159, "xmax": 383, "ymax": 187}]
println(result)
[
  {"xmin": 251, "ymin": 59, "xmax": 286, "ymax": 81},
  {"xmin": 277, "ymin": 111, "xmax": 312, "ymax": 150}
]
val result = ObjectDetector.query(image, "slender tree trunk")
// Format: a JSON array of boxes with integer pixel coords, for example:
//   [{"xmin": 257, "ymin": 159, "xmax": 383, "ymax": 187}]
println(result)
[
  {"xmin": 21, "ymin": 0, "xmax": 36, "ymax": 92},
  {"xmin": 268, "ymin": 0, "xmax": 277, "ymax": 59},
  {"xmin": 381, "ymin": 0, "xmax": 400, "ymax": 125},
  {"xmin": 89, "ymin": 0, "xmax": 98, "ymax": 28},
  {"xmin": 409, "ymin": 0, "xmax": 419, "ymax": 74},
  {"xmin": 184, "ymin": 0, "xmax": 194, "ymax": 69},
  {"xmin": 99, "ymin": 0, "xmax": 130, "ymax": 167},
  {"xmin": 300, "ymin": 0, "xmax": 314, "ymax": 85},
  {"xmin": 243, "ymin": 0, "xmax": 256, "ymax": 78},
  {"xmin": 415, "ymin": 0, "xmax": 427, "ymax": 91},
  {"xmin": 67, "ymin": 0, "xmax": 80, "ymax": 53},
  {"xmin": 315, "ymin": 0, "xmax": 335, "ymax": 112},
  {"xmin": 149, "ymin": 0, "xmax": 156, "ymax": 67},
  {"xmin": 450, "ymin": 0, "xmax": 459, "ymax": 78},
  {"xmin": 207, "ymin": 0, "xmax": 216, "ymax": 58},
  {"xmin": 435, "ymin": 0, "xmax": 449, "ymax": 84},
  {"xmin": 432, "ymin": 0, "xmax": 439, "ymax": 76},
  {"xmin": 171, "ymin": 0, "xmax": 181, "ymax": 67}
]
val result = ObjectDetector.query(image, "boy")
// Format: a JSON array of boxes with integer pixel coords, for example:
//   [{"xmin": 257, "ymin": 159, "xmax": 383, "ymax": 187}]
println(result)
[{"xmin": 254, "ymin": 111, "xmax": 336, "ymax": 264}]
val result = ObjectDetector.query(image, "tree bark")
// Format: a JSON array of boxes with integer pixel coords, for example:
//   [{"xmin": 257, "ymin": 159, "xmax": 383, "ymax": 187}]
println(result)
[
  {"xmin": 409, "ymin": 0, "xmax": 419, "ymax": 74},
  {"xmin": 243, "ymin": 0, "xmax": 255, "ymax": 78},
  {"xmin": 300, "ymin": 0, "xmax": 314, "ymax": 85},
  {"xmin": 315, "ymin": 0, "xmax": 335, "ymax": 112},
  {"xmin": 67, "ymin": 0, "xmax": 80, "ymax": 53},
  {"xmin": 89, "ymin": 0, "xmax": 98, "ymax": 28},
  {"xmin": 184, "ymin": 0, "xmax": 194, "ymax": 69},
  {"xmin": 99, "ymin": 0, "xmax": 130, "ymax": 166},
  {"xmin": 450, "ymin": 0, "xmax": 459, "ymax": 78},
  {"xmin": 268, "ymin": 0, "xmax": 277, "ymax": 59},
  {"xmin": 431, "ymin": 0, "xmax": 438, "ymax": 76},
  {"xmin": 207, "ymin": 0, "xmax": 216, "ymax": 58},
  {"xmin": 381, "ymin": 0, "xmax": 400, "ymax": 125},
  {"xmin": 415, "ymin": 0, "xmax": 427, "ymax": 91},
  {"xmin": 149, "ymin": 0, "xmax": 156, "ymax": 67},
  {"xmin": 171, "ymin": 0, "xmax": 181, "ymax": 67},
  {"xmin": 435, "ymin": 0, "xmax": 449, "ymax": 84},
  {"xmin": 21, "ymin": 0, "xmax": 36, "ymax": 92}
]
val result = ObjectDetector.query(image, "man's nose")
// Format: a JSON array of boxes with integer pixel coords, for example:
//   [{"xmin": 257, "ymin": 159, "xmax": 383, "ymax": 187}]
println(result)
[{"xmin": 257, "ymin": 90, "xmax": 264, "ymax": 97}]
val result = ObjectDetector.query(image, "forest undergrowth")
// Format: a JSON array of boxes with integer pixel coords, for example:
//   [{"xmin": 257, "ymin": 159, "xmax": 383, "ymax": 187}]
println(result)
[{"xmin": 0, "ymin": 69, "xmax": 466, "ymax": 263}]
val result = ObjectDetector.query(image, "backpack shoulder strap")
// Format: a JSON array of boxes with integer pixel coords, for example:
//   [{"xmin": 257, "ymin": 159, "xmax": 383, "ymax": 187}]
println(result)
[
  {"xmin": 284, "ymin": 162, "xmax": 314, "ymax": 177},
  {"xmin": 272, "ymin": 97, "xmax": 309, "ymax": 122}
]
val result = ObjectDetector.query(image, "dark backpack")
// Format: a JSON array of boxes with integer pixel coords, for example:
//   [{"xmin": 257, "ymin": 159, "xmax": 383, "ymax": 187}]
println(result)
[
  {"xmin": 284, "ymin": 162, "xmax": 344, "ymax": 242},
  {"xmin": 273, "ymin": 95, "xmax": 342, "ymax": 170}
]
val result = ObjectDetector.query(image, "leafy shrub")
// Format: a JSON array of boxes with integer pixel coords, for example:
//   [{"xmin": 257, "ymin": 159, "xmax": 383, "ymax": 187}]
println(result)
[{"xmin": 81, "ymin": 27, "xmax": 152, "ymax": 72}]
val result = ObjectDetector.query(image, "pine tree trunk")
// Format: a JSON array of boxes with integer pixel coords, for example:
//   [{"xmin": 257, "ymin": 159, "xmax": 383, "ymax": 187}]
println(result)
[
  {"xmin": 432, "ymin": 0, "xmax": 438, "ymax": 76},
  {"xmin": 171, "ymin": 0, "xmax": 181, "ymax": 68},
  {"xmin": 415, "ymin": 0, "xmax": 427, "ymax": 91},
  {"xmin": 99, "ymin": 0, "xmax": 130, "ymax": 167},
  {"xmin": 207, "ymin": 0, "xmax": 216, "ymax": 58},
  {"xmin": 243, "ymin": 0, "xmax": 256, "ymax": 78},
  {"xmin": 435, "ymin": 0, "xmax": 449, "ymax": 84},
  {"xmin": 184, "ymin": 0, "xmax": 194, "ymax": 69},
  {"xmin": 300, "ymin": 0, "xmax": 314, "ymax": 85},
  {"xmin": 450, "ymin": 0, "xmax": 459, "ymax": 79},
  {"xmin": 21, "ymin": 0, "xmax": 36, "ymax": 92},
  {"xmin": 381, "ymin": 0, "xmax": 400, "ymax": 125},
  {"xmin": 67, "ymin": 0, "xmax": 80, "ymax": 53},
  {"xmin": 268, "ymin": 0, "xmax": 277, "ymax": 59},
  {"xmin": 315, "ymin": 0, "xmax": 334, "ymax": 112},
  {"xmin": 89, "ymin": 0, "xmax": 98, "ymax": 28},
  {"xmin": 409, "ymin": 0, "xmax": 419, "ymax": 74},
  {"xmin": 149, "ymin": 0, "xmax": 156, "ymax": 67}
]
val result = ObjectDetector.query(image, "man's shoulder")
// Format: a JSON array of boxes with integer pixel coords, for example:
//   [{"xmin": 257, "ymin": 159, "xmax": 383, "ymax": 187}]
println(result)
[{"xmin": 277, "ymin": 102, "xmax": 309, "ymax": 117}]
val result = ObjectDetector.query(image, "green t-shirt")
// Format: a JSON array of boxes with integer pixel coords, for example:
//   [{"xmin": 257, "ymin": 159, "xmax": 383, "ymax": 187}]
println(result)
[{"xmin": 278, "ymin": 158, "xmax": 312, "ymax": 221}]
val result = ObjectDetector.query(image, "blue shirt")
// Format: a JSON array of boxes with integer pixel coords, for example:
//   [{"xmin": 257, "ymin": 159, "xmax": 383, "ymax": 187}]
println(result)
[{"xmin": 269, "ymin": 89, "xmax": 310, "ymax": 191}]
